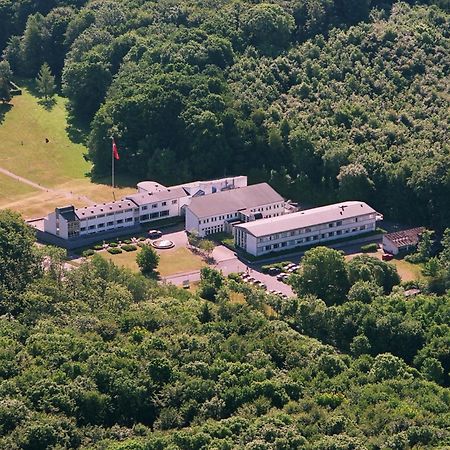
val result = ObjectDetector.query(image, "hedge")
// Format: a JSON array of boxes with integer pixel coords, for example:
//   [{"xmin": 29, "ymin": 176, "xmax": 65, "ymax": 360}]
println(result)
[
  {"xmin": 122, "ymin": 244, "xmax": 137, "ymax": 252},
  {"xmin": 82, "ymin": 249, "xmax": 95, "ymax": 257},
  {"xmin": 109, "ymin": 242, "xmax": 119, "ymax": 248},
  {"xmin": 93, "ymin": 244, "xmax": 103, "ymax": 251},
  {"xmin": 361, "ymin": 243, "xmax": 378, "ymax": 253},
  {"xmin": 107, "ymin": 247, "xmax": 122, "ymax": 254},
  {"xmin": 123, "ymin": 239, "xmax": 132, "ymax": 244}
]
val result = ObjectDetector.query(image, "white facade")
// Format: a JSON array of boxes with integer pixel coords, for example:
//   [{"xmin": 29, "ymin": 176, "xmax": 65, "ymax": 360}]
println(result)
[
  {"xmin": 382, "ymin": 236, "xmax": 400, "ymax": 255},
  {"xmin": 186, "ymin": 202, "xmax": 286, "ymax": 237},
  {"xmin": 43, "ymin": 176, "xmax": 248, "ymax": 240},
  {"xmin": 235, "ymin": 201, "xmax": 382, "ymax": 256},
  {"xmin": 185, "ymin": 183, "xmax": 286, "ymax": 237}
]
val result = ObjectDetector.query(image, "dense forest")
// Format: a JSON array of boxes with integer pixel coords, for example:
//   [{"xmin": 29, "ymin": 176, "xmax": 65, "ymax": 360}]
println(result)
[
  {"xmin": 1, "ymin": 209, "xmax": 450, "ymax": 449},
  {"xmin": 0, "ymin": 0, "xmax": 449, "ymax": 229}
]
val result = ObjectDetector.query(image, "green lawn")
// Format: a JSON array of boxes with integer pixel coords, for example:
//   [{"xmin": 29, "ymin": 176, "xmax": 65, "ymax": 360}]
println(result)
[
  {"xmin": 0, "ymin": 85, "xmax": 137, "ymax": 218},
  {"xmin": 101, "ymin": 246, "xmax": 206, "ymax": 277},
  {"xmin": 0, "ymin": 172, "xmax": 37, "ymax": 206},
  {"xmin": 0, "ymin": 88, "xmax": 91, "ymax": 187}
]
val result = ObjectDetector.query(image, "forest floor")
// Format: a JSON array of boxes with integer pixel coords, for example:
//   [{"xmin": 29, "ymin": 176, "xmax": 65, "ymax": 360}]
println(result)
[{"xmin": 0, "ymin": 85, "xmax": 135, "ymax": 219}]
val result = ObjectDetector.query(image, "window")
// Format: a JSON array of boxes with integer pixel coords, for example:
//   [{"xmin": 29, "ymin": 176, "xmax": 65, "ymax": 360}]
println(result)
[
  {"xmin": 107, "ymin": 212, "xmax": 114, "ymax": 216},
  {"xmin": 80, "ymin": 227, "xmax": 86, "ymax": 232},
  {"xmin": 98, "ymin": 223, "xmax": 105, "ymax": 228},
  {"xmin": 116, "ymin": 219, "xmax": 123, "ymax": 224},
  {"xmin": 124, "ymin": 209, "xmax": 132, "ymax": 213},
  {"xmin": 336, "ymin": 220, "xmax": 342, "ymax": 226},
  {"xmin": 140, "ymin": 214, "xmax": 149, "ymax": 221},
  {"xmin": 142, "ymin": 206, "xmax": 148, "ymax": 211},
  {"xmin": 160, "ymin": 210, "xmax": 169, "ymax": 217},
  {"xmin": 305, "ymin": 228, "xmax": 311, "ymax": 233},
  {"xmin": 150, "ymin": 212, "xmax": 159, "ymax": 219},
  {"xmin": 162, "ymin": 202, "xmax": 167, "ymax": 206},
  {"xmin": 172, "ymin": 200, "xmax": 177, "ymax": 204},
  {"xmin": 125, "ymin": 217, "xmax": 133, "ymax": 223},
  {"xmin": 265, "ymin": 245, "xmax": 271, "ymax": 251},
  {"xmin": 88, "ymin": 225, "xmax": 96, "ymax": 230},
  {"xmin": 107, "ymin": 221, "xmax": 114, "ymax": 226},
  {"xmin": 152, "ymin": 204, "xmax": 157, "ymax": 208},
  {"xmin": 336, "ymin": 230, "xmax": 342, "ymax": 235},
  {"xmin": 328, "ymin": 223, "xmax": 334, "ymax": 228},
  {"xmin": 97, "ymin": 214, "xmax": 105, "ymax": 218}
]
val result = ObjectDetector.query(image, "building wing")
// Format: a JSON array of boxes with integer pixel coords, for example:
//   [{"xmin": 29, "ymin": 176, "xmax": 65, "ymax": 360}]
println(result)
[{"xmin": 187, "ymin": 183, "xmax": 284, "ymax": 219}]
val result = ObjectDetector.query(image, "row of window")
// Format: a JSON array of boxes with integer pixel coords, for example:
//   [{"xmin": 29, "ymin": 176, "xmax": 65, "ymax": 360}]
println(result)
[
  {"xmin": 80, "ymin": 217, "xmax": 134, "ymax": 232},
  {"xmin": 201, "ymin": 213, "xmax": 237, "ymax": 224},
  {"xmin": 258, "ymin": 220, "xmax": 369, "ymax": 243},
  {"xmin": 203, "ymin": 225, "xmax": 224, "ymax": 235},
  {"xmin": 258, "ymin": 226, "xmax": 367, "ymax": 250},
  {"xmin": 140, "ymin": 210, "xmax": 170, "ymax": 221},
  {"xmin": 142, "ymin": 200, "xmax": 177, "ymax": 210},
  {"xmin": 79, "ymin": 208, "xmax": 136, "ymax": 222}
]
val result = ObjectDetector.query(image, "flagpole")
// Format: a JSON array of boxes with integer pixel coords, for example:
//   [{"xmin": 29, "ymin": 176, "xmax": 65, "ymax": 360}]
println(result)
[{"xmin": 111, "ymin": 137, "xmax": 114, "ymax": 189}]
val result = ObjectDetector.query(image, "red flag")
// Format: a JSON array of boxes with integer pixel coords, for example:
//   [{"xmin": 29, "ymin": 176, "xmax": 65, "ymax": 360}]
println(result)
[{"xmin": 112, "ymin": 138, "xmax": 120, "ymax": 160}]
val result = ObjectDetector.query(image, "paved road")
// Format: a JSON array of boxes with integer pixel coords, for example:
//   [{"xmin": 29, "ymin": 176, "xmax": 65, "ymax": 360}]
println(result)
[{"xmin": 0, "ymin": 166, "xmax": 95, "ymax": 205}]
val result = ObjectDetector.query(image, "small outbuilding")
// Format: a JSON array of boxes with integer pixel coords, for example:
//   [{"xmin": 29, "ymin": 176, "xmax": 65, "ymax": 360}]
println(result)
[{"xmin": 382, "ymin": 227, "xmax": 426, "ymax": 255}]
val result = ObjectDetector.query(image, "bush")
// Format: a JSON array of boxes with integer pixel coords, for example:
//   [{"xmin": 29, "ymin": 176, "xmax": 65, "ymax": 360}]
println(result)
[
  {"xmin": 123, "ymin": 239, "xmax": 132, "ymax": 244},
  {"xmin": 361, "ymin": 243, "xmax": 378, "ymax": 253},
  {"xmin": 107, "ymin": 248, "xmax": 122, "ymax": 255},
  {"xmin": 122, "ymin": 244, "xmax": 137, "ymax": 252},
  {"xmin": 109, "ymin": 242, "xmax": 118, "ymax": 248},
  {"xmin": 93, "ymin": 244, "xmax": 103, "ymax": 251},
  {"xmin": 82, "ymin": 249, "xmax": 95, "ymax": 257}
]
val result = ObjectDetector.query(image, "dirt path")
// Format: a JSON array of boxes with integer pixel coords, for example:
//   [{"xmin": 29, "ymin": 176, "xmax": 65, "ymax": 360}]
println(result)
[{"xmin": 0, "ymin": 166, "xmax": 95, "ymax": 205}]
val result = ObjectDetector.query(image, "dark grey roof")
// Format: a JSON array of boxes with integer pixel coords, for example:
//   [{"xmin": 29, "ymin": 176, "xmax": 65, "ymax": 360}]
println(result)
[
  {"xmin": 75, "ymin": 200, "xmax": 137, "ymax": 219},
  {"xmin": 236, "ymin": 201, "xmax": 378, "ymax": 237},
  {"xmin": 126, "ymin": 187, "xmax": 189, "ymax": 206},
  {"xmin": 187, "ymin": 183, "xmax": 284, "ymax": 218},
  {"xmin": 57, "ymin": 206, "xmax": 77, "ymax": 222}
]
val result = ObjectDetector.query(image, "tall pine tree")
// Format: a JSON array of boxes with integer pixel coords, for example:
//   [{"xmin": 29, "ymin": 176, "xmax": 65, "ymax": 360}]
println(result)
[{"xmin": 36, "ymin": 63, "xmax": 56, "ymax": 99}]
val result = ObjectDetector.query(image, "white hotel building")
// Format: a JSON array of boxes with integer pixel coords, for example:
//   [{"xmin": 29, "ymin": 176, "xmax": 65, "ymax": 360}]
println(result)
[
  {"xmin": 185, "ymin": 183, "xmax": 286, "ymax": 237},
  {"xmin": 43, "ymin": 176, "xmax": 247, "ymax": 240},
  {"xmin": 234, "ymin": 201, "xmax": 383, "ymax": 256}
]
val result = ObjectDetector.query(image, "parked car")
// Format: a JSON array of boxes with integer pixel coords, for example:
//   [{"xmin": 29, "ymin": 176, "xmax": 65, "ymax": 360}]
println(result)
[
  {"xmin": 382, "ymin": 253, "xmax": 394, "ymax": 261},
  {"xmin": 148, "ymin": 229, "xmax": 162, "ymax": 239},
  {"xmin": 277, "ymin": 273, "xmax": 287, "ymax": 281},
  {"xmin": 268, "ymin": 267, "xmax": 281, "ymax": 276}
]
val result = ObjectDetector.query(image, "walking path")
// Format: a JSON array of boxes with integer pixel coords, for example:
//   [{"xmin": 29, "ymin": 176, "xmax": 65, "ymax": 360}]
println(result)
[{"xmin": 0, "ymin": 166, "xmax": 95, "ymax": 205}]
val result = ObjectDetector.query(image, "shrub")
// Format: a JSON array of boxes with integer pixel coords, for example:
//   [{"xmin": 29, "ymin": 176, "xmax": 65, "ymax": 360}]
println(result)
[
  {"xmin": 107, "ymin": 248, "xmax": 122, "ymax": 255},
  {"xmin": 108, "ymin": 242, "xmax": 118, "ymax": 248},
  {"xmin": 122, "ymin": 244, "xmax": 137, "ymax": 252},
  {"xmin": 361, "ymin": 243, "xmax": 378, "ymax": 253},
  {"xmin": 123, "ymin": 239, "xmax": 132, "ymax": 244},
  {"xmin": 93, "ymin": 244, "xmax": 103, "ymax": 251},
  {"xmin": 82, "ymin": 249, "xmax": 95, "ymax": 257},
  {"xmin": 261, "ymin": 265, "xmax": 272, "ymax": 274}
]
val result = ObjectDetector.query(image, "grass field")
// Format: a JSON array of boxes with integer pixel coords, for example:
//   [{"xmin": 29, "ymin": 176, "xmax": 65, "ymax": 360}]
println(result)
[
  {"xmin": 0, "ymin": 84, "xmax": 137, "ymax": 218},
  {"xmin": 345, "ymin": 250, "xmax": 424, "ymax": 282},
  {"xmin": 101, "ymin": 246, "xmax": 206, "ymax": 277},
  {"xmin": 0, "ymin": 172, "xmax": 37, "ymax": 204},
  {"xmin": 0, "ymin": 89, "xmax": 90, "ymax": 186}
]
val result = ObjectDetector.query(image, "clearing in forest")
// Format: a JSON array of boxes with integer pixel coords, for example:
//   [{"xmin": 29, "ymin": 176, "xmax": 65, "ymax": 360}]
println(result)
[{"xmin": 0, "ymin": 85, "xmax": 136, "ymax": 218}]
